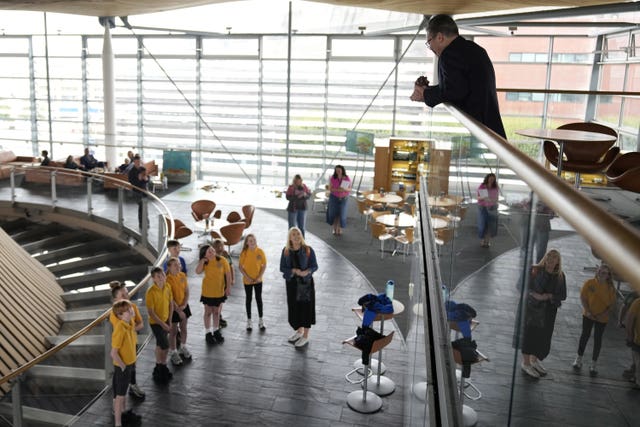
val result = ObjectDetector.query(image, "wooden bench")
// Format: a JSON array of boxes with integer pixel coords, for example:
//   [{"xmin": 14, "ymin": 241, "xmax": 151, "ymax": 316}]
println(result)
[
  {"xmin": 24, "ymin": 166, "xmax": 85, "ymax": 187},
  {"xmin": 0, "ymin": 151, "xmax": 37, "ymax": 179}
]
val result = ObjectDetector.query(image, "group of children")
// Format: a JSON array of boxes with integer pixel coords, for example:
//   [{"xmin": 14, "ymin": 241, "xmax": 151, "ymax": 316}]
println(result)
[{"xmin": 109, "ymin": 235, "xmax": 268, "ymax": 427}]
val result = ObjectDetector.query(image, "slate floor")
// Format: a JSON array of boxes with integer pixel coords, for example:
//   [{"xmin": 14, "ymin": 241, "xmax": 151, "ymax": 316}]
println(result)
[
  {"xmin": 3, "ymin": 178, "xmax": 639, "ymax": 426},
  {"xmin": 72, "ymin": 183, "xmax": 414, "ymax": 427}
]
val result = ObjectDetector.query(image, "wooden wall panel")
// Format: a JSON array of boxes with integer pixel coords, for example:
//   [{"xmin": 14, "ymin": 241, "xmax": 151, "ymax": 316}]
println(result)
[{"xmin": 0, "ymin": 228, "xmax": 64, "ymax": 389}]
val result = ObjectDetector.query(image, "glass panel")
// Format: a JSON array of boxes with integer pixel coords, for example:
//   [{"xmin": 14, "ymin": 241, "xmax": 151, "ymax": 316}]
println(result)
[
  {"xmin": 604, "ymin": 33, "xmax": 629, "ymax": 61},
  {"xmin": 86, "ymin": 36, "xmax": 139, "ymax": 55},
  {"xmin": 551, "ymin": 37, "xmax": 595, "ymax": 64},
  {"xmin": 0, "ymin": 37, "xmax": 30, "ymax": 54},
  {"xmin": 595, "ymin": 95, "xmax": 622, "ymax": 124},
  {"xmin": 34, "ymin": 58, "xmax": 82, "ymax": 79},
  {"xmin": 0, "ymin": 58, "xmax": 30, "ymax": 78},
  {"xmin": 32, "ymin": 35, "xmax": 83, "ymax": 57},
  {"xmin": 202, "ymin": 37, "xmax": 259, "ymax": 56},
  {"xmin": 331, "ymin": 38, "xmax": 395, "ymax": 58},
  {"xmin": 141, "ymin": 38, "xmax": 196, "ymax": 56}
]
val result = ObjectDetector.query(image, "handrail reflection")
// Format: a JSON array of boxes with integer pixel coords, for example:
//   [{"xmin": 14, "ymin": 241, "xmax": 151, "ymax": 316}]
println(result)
[{"xmin": 444, "ymin": 103, "xmax": 640, "ymax": 291}]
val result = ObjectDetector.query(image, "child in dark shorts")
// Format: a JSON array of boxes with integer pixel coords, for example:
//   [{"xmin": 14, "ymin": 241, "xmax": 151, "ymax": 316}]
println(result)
[
  {"xmin": 196, "ymin": 244, "xmax": 232, "ymax": 344},
  {"xmin": 166, "ymin": 257, "xmax": 192, "ymax": 365},
  {"xmin": 110, "ymin": 300, "xmax": 142, "ymax": 427},
  {"xmin": 145, "ymin": 267, "xmax": 175, "ymax": 383},
  {"xmin": 212, "ymin": 238, "xmax": 234, "ymax": 328}
]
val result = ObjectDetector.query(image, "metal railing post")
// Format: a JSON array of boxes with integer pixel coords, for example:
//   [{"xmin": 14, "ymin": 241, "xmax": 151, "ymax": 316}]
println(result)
[
  {"xmin": 87, "ymin": 176, "xmax": 93, "ymax": 215},
  {"xmin": 104, "ymin": 318, "xmax": 113, "ymax": 385},
  {"xmin": 50, "ymin": 170, "xmax": 57, "ymax": 205},
  {"xmin": 117, "ymin": 187, "xmax": 124, "ymax": 229},
  {"xmin": 10, "ymin": 167, "xmax": 16, "ymax": 204},
  {"xmin": 141, "ymin": 198, "xmax": 148, "ymax": 246},
  {"xmin": 11, "ymin": 374, "xmax": 23, "ymax": 427},
  {"xmin": 158, "ymin": 213, "xmax": 164, "ymax": 250}
]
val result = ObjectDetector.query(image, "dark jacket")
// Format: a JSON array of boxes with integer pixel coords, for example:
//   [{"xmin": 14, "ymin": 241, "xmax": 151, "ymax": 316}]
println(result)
[
  {"xmin": 286, "ymin": 184, "xmax": 311, "ymax": 212},
  {"xmin": 279, "ymin": 246, "xmax": 318, "ymax": 282},
  {"xmin": 423, "ymin": 36, "xmax": 506, "ymax": 138}
]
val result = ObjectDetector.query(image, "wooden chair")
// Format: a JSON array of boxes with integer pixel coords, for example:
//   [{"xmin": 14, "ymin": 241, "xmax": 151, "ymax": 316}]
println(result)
[
  {"xmin": 368, "ymin": 222, "xmax": 394, "ymax": 259},
  {"xmin": 164, "ymin": 217, "xmax": 193, "ymax": 251},
  {"xmin": 435, "ymin": 227, "xmax": 454, "ymax": 252},
  {"xmin": 356, "ymin": 199, "xmax": 374, "ymax": 230},
  {"xmin": 241, "ymin": 204, "xmax": 255, "ymax": 229},
  {"xmin": 219, "ymin": 222, "xmax": 245, "ymax": 254},
  {"xmin": 606, "ymin": 152, "xmax": 640, "ymax": 195},
  {"xmin": 191, "ymin": 200, "xmax": 216, "ymax": 222},
  {"xmin": 226, "ymin": 211, "xmax": 242, "ymax": 223},
  {"xmin": 394, "ymin": 227, "xmax": 416, "ymax": 262},
  {"xmin": 343, "ymin": 331, "xmax": 395, "ymax": 414},
  {"xmin": 543, "ymin": 122, "xmax": 619, "ymax": 187}
]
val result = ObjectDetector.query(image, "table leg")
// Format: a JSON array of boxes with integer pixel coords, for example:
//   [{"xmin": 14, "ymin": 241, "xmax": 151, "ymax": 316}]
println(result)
[{"xmin": 556, "ymin": 141, "xmax": 564, "ymax": 177}]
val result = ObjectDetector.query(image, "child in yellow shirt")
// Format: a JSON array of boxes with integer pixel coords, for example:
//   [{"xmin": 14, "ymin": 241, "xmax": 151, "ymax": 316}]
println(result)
[
  {"xmin": 145, "ymin": 267, "xmax": 175, "ymax": 383},
  {"xmin": 239, "ymin": 234, "xmax": 267, "ymax": 332},
  {"xmin": 110, "ymin": 300, "xmax": 142, "ymax": 427},
  {"xmin": 196, "ymin": 244, "xmax": 231, "ymax": 344},
  {"xmin": 166, "ymin": 257, "xmax": 192, "ymax": 365},
  {"xmin": 109, "ymin": 281, "xmax": 145, "ymax": 399}
]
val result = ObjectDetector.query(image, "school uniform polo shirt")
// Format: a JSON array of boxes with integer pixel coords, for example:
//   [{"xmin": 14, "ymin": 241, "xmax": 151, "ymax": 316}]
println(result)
[{"xmin": 145, "ymin": 283, "xmax": 173, "ymax": 324}]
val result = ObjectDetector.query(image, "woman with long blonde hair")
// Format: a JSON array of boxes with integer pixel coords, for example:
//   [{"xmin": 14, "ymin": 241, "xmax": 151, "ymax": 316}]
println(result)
[
  {"xmin": 521, "ymin": 249, "xmax": 567, "ymax": 378},
  {"xmin": 279, "ymin": 227, "xmax": 318, "ymax": 347}
]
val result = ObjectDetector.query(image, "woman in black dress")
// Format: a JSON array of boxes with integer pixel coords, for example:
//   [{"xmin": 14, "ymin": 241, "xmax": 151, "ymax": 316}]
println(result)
[
  {"xmin": 279, "ymin": 227, "xmax": 318, "ymax": 348},
  {"xmin": 521, "ymin": 249, "xmax": 567, "ymax": 378}
]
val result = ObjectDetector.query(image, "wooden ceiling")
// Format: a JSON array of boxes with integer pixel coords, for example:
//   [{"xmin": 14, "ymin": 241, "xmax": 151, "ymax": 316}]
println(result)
[{"xmin": 0, "ymin": 0, "xmax": 630, "ymax": 17}]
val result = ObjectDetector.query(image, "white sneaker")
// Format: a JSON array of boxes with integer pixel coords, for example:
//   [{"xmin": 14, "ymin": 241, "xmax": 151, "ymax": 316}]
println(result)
[
  {"xmin": 532, "ymin": 360, "xmax": 547, "ymax": 376},
  {"xmin": 179, "ymin": 345, "xmax": 192, "ymax": 359},
  {"xmin": 294, "ymin": 336, "xmax": 309, "ymax": 347},
  {"xmin": 246, "ymin": 319, "xmax": 253, "ymax": 332},
  {"xmin": 258, "ymin": 318, "xmax": 266, "ymax": 330},
  {"xmin": 170, "ymin": 351, "xmax": 183, "ymax": 366},
  {"xmin": 589, "ymin": 363, "xmax": 598, "ymax": 376},
  {"xmin": 572, "ymin": 355, "xmax": 583, "ymax": 370},
  {"xmin": 521, "ymin": 363, "xmax": 540, "ymax": 378},
  {"xmin": 128, "ymin": 383, "xmax": 145, "ymax": 398},
  {"xmin": 288, "ymin": 331, "xmax": 303, "ymax": 343}
]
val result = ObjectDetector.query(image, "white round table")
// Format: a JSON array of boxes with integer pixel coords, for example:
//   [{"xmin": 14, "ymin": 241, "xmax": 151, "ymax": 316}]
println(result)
[
  {"xmin": 375, "ymin": 213, "xmax": 415, "ymax": 229},
  {"xmin": 366, "ymin": 193, "xmax": 403, "ymax": 205}
]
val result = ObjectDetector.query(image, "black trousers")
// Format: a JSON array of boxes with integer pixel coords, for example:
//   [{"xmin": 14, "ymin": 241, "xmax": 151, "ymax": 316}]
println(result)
[{"xmin": 577, "ymin": 315, "xmax": 607, "ymax": 360}]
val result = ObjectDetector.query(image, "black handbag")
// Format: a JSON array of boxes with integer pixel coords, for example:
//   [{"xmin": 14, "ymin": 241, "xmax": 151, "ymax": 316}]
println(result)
[
  {"xmin": 525, "ymin": 296, "xmax": 546, "ymax": 328},
  {"xmin": 296, "ymin": 277, "xmax": 312, "ymax": 302},
  {"xmin": 292, "ymin": 249, "xmax": 312, "ymax": 302}
]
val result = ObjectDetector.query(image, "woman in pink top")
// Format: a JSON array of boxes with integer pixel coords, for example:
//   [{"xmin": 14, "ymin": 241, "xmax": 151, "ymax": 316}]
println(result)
[
  {"xmin": 326, "ymin": 165, "xmax": 351, "ymax": 235},
  {"xmin": 476, "ymin": 173, "xmax": 499, "ymax": 247}
]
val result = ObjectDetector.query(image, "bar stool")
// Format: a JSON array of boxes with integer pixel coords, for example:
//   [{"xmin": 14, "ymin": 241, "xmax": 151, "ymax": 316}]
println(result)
[
  {"xmin": 351, "ymin": 307, "xmax": 396, "ymax": 396},
  {"xmin": 343, "ymin": 331, "xmax": 395, "ymax": 413},
  {"xmin": 350, "ymin": 299, "xmax": 404, "ymax": 378},
  {"xmin": 453, "ymin": 347, "xmax": 489, "ymax": 427}
]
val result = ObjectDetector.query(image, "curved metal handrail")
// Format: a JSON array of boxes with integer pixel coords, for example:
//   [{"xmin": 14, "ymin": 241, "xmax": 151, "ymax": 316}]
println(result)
[
  {"xmin": 497, "ymin": 88, "xmax": 640, "ymax": 97},
  {"xmin": 0, "ymin": 165, "xmax": 175, "ymax": 386},
  {"xmin": 444, "ymin": 103, "xmax": 640, "ymax": 290}
]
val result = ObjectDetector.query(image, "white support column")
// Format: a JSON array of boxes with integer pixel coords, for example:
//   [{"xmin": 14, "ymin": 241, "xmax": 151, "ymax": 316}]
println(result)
[{"xmin": 102, "ymin": 23, "xmax": 117, "ymax": 170}]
